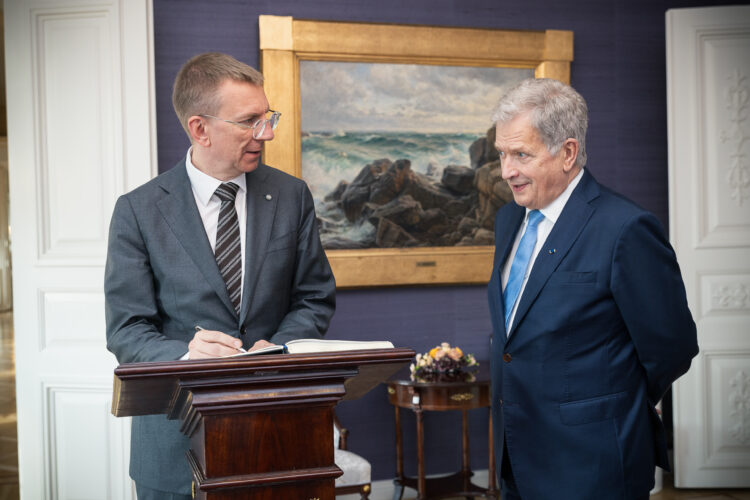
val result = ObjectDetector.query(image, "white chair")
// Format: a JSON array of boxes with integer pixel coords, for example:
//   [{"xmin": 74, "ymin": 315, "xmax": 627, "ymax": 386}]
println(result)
[{"xmin": 334, "ymin": 413, "xmax": 372, "ymax": 499}]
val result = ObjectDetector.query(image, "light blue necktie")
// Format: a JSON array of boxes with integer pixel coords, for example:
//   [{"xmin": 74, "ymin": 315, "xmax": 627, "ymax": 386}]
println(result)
[{"xmin": 503, "ymin": 210, "xmax": 544, "ymax": 330}]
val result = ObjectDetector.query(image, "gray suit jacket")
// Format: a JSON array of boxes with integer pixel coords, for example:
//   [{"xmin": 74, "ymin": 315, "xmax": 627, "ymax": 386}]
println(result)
[{"xmin": 105, "ymin": 159, "xmax": 336, "ymax": 493}]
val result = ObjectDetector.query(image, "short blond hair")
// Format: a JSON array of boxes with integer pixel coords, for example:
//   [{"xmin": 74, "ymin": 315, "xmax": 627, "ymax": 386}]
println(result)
[{"xmin": 172, "ymin": 52, "xmax": 264, "ymax": 137}]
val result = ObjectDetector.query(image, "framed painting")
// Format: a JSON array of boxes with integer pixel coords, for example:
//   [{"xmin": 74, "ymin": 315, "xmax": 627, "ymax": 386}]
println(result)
[{"xmin": 259, "ymin": 16, "xmax": 573, "ymax": 288}]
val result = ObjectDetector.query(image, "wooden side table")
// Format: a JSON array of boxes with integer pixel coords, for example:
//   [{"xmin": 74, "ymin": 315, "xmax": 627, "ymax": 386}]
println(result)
[{"xmin": 386, "ymin": 365, "xmax": 498, "ymax": 500}]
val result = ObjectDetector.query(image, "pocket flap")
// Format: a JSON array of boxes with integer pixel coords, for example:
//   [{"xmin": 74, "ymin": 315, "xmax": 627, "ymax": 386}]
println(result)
[{"xmin": 559, "ymin": 390, "xmax": 630, "ymax": 425}]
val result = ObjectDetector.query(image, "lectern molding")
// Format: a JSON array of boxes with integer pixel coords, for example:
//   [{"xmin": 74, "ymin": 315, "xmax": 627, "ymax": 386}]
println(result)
[{"xmin": 186, "ymin": 452, "xmax": 342, "ymax": 490}]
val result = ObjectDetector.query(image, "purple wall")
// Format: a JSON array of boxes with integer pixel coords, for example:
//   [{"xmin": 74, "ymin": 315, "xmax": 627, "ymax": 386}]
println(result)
[{"xmin": 152, "ymin": 0, "xmax": 743, "ymax": 482}]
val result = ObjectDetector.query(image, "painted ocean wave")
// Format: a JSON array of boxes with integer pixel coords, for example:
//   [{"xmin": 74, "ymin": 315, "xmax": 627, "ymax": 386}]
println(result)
[
  {"xmin": 302, "ymin": 130, "xmax": 486, "ymax": 248},
  {"xmin": 302, "ymin": 130, "xmax": 480, "ymax": 205}
]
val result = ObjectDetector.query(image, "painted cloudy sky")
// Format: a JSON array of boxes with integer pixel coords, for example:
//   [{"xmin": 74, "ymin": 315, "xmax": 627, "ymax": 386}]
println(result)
[{"xmin": 300, "ymin": 61, "xmax": 533, "ymax": 134}]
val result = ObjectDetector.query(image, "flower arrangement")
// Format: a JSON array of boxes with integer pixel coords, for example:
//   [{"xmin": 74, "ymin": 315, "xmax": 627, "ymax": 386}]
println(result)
[{"xmin": 410, "ymin": 342, "xmax": 478, "ymax": 380}]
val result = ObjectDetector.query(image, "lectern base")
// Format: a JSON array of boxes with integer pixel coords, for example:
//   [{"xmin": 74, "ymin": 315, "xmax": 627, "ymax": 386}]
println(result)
[{"xmin": 192, "ymin": 477, "xmax": 333, "ymax": 500}]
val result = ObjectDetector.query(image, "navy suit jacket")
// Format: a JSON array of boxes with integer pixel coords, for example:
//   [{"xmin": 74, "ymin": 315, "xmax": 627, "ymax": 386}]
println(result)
[
  {"xmin": 105, "ymin": 160, "xmax": 336, "ymax": 493},
  {"xmin": 488, "ymin": 170, "xmax": 697, "ymax": 500}
]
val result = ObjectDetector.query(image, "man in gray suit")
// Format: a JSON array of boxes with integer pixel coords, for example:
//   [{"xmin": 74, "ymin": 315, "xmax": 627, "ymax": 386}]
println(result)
[{"xmin": 105, "ymin": 52, "xmax": 336, "ymax": 499}]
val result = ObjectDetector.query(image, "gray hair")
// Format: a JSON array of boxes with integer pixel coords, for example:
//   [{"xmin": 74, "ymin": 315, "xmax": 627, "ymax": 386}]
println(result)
[
  {"xmin": 172, "ymin": 52, "xmax": 265, "ymax": 138},
  {"xmin": 491, "ymin": 78, "xmax": 588, "ymax": 168}
]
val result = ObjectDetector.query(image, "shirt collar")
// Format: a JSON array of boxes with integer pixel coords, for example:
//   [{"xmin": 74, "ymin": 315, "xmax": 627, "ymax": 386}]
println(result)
[
  {"xmin": 185, "ymin": 147, "xmax": 247, "ymax": 207},
  {"xmin": 527, "ymin": 168, "xmax": 585, "ymax": 224}
]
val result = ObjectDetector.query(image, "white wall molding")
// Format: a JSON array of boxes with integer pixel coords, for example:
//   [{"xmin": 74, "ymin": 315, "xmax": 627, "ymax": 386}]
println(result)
[
  {"xmin": 31, "ymin": 4, "xmax": 122, "ymax": 264},
  {"xmin": 695, "ymin": 28, "xmax": 750, "ymax": 249},
  {"xmin": 42, "ymin": 381, "xmax": 130, "ymax": 500},
  {"xmin": 703, "ymin": 351, "xmax": 750, "ymax": 468},
  {"xmin": 699, "ymin": 271, "xmax": 750, "ymax": 318},
  {"xmin": 37, "ymin": 287, "xmax": 106, "ymax": 351},
  {"xmin": 720, "ymin": 69, "xmax": 749, "ymax": 207}
]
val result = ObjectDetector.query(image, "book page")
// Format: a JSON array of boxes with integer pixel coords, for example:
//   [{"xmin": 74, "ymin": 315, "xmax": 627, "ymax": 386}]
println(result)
[
  {"xmin": 285, "ymin": 339, "xmax": 394, "ymax": 353},
  {"xmin": 227, "ymin": 339, "xmax": 393, "ymax": 357}
]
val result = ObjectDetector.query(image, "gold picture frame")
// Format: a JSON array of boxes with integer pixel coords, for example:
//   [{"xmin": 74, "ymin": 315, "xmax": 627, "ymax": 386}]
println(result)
[{"xmin": 259, "ymin": 16, "xmax": 573, "ymax": 288}]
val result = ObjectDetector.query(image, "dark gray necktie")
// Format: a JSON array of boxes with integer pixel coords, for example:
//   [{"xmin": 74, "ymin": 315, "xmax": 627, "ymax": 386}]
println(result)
[{"xmin": 214, "ymin": 182, "xmax": 242, "ymax": 315}]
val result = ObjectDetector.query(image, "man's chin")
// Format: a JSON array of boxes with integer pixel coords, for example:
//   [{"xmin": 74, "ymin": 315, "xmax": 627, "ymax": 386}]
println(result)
[
  {"xmin": 240, "ymin": 159, "xmax": 260, "ymax": 173},
  {"xmin": 511, "ymin": 194, "xmax": 528, "ymax": 207}
]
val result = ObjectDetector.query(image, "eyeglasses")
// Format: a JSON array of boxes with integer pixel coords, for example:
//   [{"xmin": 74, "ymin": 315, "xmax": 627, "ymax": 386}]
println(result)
[{"xmin": 199, "ymin": 110, "xmax": 281, "ymax": 139}]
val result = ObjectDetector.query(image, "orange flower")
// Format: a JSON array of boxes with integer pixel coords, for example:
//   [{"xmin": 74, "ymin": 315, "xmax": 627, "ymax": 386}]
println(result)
[{"xmin": 447, "ymin": 347, "xmax": 463, "ymax": 361}]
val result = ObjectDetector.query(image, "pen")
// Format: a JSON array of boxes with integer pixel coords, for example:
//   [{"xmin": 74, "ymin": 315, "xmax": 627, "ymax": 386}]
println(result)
[{"xmin": 194, "ymin": 325, "xmax": 246, "ymax": 353}]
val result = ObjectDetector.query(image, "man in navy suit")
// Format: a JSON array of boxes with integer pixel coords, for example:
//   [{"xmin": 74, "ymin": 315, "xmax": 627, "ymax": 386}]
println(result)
[
  {"xmin": 487, "ymin": 78, "xmax": 698, "ymax": 500},
  {"xmin": 105, "ymin": 53, "xmax": 335, "ymax": 499}
]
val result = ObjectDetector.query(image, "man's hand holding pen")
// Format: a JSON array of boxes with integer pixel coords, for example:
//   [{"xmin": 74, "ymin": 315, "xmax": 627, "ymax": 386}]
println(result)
[
  {"xmin": 188, "ymin": 325, "xmax": 245, "ymax": 359},
  {"xmin": 188, "ymin": 326, "xmax": 278, "ymax": 359}
]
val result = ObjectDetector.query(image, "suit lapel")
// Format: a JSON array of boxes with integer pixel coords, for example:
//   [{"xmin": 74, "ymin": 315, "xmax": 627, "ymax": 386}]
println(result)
[
  {"xmin": 507, "ymin": 171, "xmax": 599, "ymax": 341},
  {"xmin": 239, "ymin": 165, "xmax": 279, "ymax": 324},
  {"xmin": 155, "ymin": 162, "xmax": 238, "ymax": 317}
]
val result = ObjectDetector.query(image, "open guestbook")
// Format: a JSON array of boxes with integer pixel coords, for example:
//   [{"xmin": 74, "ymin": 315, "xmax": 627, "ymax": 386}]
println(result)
[{"xmin": 229, "ymin": 338, "xmax": 394, "ymax": 357}]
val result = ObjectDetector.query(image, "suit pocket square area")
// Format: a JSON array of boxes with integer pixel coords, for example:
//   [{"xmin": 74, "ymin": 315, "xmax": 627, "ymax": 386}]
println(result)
[
  {"xmin": 548, "ymin": 271, "xmax": 597, "ymax": 285},
  {"xmin": 559, "ymin": 390, "xmax": 630, "ymax": 425}
]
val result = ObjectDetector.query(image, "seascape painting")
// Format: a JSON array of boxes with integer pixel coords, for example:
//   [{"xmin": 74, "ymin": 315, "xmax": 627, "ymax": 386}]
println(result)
[{"xmin": 300, "ymin": 61, "xmax": 534, "ymax": 250}]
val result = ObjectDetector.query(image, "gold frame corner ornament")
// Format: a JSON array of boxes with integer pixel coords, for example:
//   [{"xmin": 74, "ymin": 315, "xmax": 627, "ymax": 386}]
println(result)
[{"xmin": 259, "ymin": 16, "xmax": 573, "ymax": 288}]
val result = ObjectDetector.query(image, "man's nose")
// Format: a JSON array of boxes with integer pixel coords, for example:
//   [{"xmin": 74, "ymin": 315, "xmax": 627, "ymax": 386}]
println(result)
[
  {"xmin": 256, "ymin": 124, "xmax": 274, "ymax": 141},
  {"xmin": 501, "ymin": 158, "xmax": 516, "ymax": 180}
]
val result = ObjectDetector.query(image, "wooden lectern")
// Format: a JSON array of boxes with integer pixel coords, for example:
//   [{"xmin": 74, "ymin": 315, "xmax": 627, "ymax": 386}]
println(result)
[{"xmin": 112, "ymin": 348, "xmax": 414, "ymax": 499}]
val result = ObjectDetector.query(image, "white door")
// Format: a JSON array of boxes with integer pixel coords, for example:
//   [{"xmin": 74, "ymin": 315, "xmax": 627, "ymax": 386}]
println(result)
[
  {"xmin": 4, "ymin": 0, "xmax": 156, "ymax": 498},
  {"xmin": 667, "ymin": 5, "xmax": 750, "ymax": 488}
]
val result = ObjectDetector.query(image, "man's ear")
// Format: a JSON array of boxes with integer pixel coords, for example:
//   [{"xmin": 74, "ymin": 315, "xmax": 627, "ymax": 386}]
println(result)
[
  {"xmin": 187, "ymin": 116, "xmax": 210, "ymax": 147},
  {"xmin": 561, "ymin": 138, "xmax": 579, "ymax": 172}
]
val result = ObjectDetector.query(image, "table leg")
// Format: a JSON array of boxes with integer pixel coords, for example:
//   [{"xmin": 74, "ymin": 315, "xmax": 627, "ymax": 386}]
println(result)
[
  {"xmin": 462, "ymin": 409, "xmax": 470, "ymax": 493},
  {"xmin": 487, "ymin": 410, "xmax": 498, "ymax": 498},
  {"xmin": 395, "ymin": 405, "xmax": 403, "ymax": 478},
  {"xmin": 393, "ymin": 405, "xmax": 405, "ymax": 500},
  {"xmin": 416, "ymin": 408, "xmax": 425, "ymax": 500}
]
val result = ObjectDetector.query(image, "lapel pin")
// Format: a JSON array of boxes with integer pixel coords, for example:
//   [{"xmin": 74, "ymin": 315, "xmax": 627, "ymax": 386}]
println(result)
[
  {"xmin": 548, "ymin": 248, "xmax": 557, "ymax": 254},
  {"xmin": 265, "ymin": 194, "xmax": 272, "ymax": 201}
]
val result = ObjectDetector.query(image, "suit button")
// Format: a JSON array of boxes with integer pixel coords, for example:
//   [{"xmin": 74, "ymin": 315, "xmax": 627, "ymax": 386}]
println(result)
[
  {"xmin": 502, "ymin": 353, "xmax": 512, "ymax": 363},
  {"xmin": 240, "ymin": 326, "xmax": 247, "ymax": 336}
]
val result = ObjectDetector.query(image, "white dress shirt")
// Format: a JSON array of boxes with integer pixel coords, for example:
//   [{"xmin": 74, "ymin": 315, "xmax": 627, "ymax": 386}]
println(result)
[
  {"xmin": 185, "ymin": 147, "xmax": 247, "ymax": 296},
  {"xmin": 502, "ymin": 168, "xmax": 585, "ymax": 331}
]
